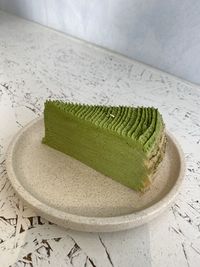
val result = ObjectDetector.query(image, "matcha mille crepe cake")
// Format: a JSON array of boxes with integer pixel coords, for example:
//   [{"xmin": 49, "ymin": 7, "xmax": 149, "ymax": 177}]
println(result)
[{"xmin": 42, "ymin": 101, "xmax": 167, "ymax": 191}]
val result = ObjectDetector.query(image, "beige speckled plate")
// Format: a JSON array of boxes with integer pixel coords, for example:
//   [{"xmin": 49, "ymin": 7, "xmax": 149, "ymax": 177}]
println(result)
[{"xmin": 6, "ymin": 118, "xmax": 185, "ymax": 232}]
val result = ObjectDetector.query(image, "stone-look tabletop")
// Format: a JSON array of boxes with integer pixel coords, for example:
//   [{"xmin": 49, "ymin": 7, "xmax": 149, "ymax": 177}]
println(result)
[{"xmin": 0, "ymin": 10, "xmax": 199, "ymax": 267}]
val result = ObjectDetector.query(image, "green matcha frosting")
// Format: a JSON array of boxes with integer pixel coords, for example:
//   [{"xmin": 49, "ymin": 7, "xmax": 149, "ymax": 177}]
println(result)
[{"xmin": 43, "ymin": 101, "xmax": 166, "ymax": 191}]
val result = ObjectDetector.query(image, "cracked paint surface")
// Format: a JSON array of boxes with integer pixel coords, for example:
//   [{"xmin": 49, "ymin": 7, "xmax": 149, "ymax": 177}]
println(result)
[{"xmin": 0, "ymin": 10, "xmax": 200, "ymax": 267}]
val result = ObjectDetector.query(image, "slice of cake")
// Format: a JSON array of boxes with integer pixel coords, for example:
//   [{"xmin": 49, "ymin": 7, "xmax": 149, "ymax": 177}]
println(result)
[{"xmin": 42, "ymin": 101, "xmax": 166, "ymax": 191}]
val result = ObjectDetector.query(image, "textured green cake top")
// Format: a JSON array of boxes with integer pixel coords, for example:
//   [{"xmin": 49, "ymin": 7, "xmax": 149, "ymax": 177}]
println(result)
[{"xmin": 45, "ymin": 101, "xmax": 165, "ymax": 155}]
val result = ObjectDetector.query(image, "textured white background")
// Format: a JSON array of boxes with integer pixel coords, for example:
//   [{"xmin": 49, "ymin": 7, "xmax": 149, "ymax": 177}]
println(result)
[
  {"xmin": 0, "ymin": 10, "xmax": 200, "ymax": 267},
  {"xmin": 0, "ymin": 0, "xmax": 200, "ymax": 84}
]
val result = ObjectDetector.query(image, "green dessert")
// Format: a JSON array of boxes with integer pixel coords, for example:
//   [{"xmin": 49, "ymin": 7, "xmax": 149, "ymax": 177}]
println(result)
[{"xmin": 43, "ymin": 101, "xmax": 166, "ymax": 191}]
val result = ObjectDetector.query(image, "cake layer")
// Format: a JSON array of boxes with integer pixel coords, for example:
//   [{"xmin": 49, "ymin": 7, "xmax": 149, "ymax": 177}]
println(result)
[{"xmin": 43, "ymin": 101, "xmax": 166, "ymax": 191}]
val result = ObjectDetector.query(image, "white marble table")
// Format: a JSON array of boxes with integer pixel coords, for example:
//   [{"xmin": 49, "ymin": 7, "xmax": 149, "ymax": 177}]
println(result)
[{"xmin": 0, "ymin": 10, "xmax": 200, "ymax": 267}]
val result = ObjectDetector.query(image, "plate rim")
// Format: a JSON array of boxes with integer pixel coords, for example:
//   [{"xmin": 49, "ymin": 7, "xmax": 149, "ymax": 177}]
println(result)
[{"xmin": 6, "ymin": 117, "xmax": 186, "ymax": 232}]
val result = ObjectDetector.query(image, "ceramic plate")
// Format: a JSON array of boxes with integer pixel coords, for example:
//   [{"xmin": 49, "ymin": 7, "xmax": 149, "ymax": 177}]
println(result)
[{"xmin": 6, "ymin": 118, "xmax": 185, "ymax": 232}]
